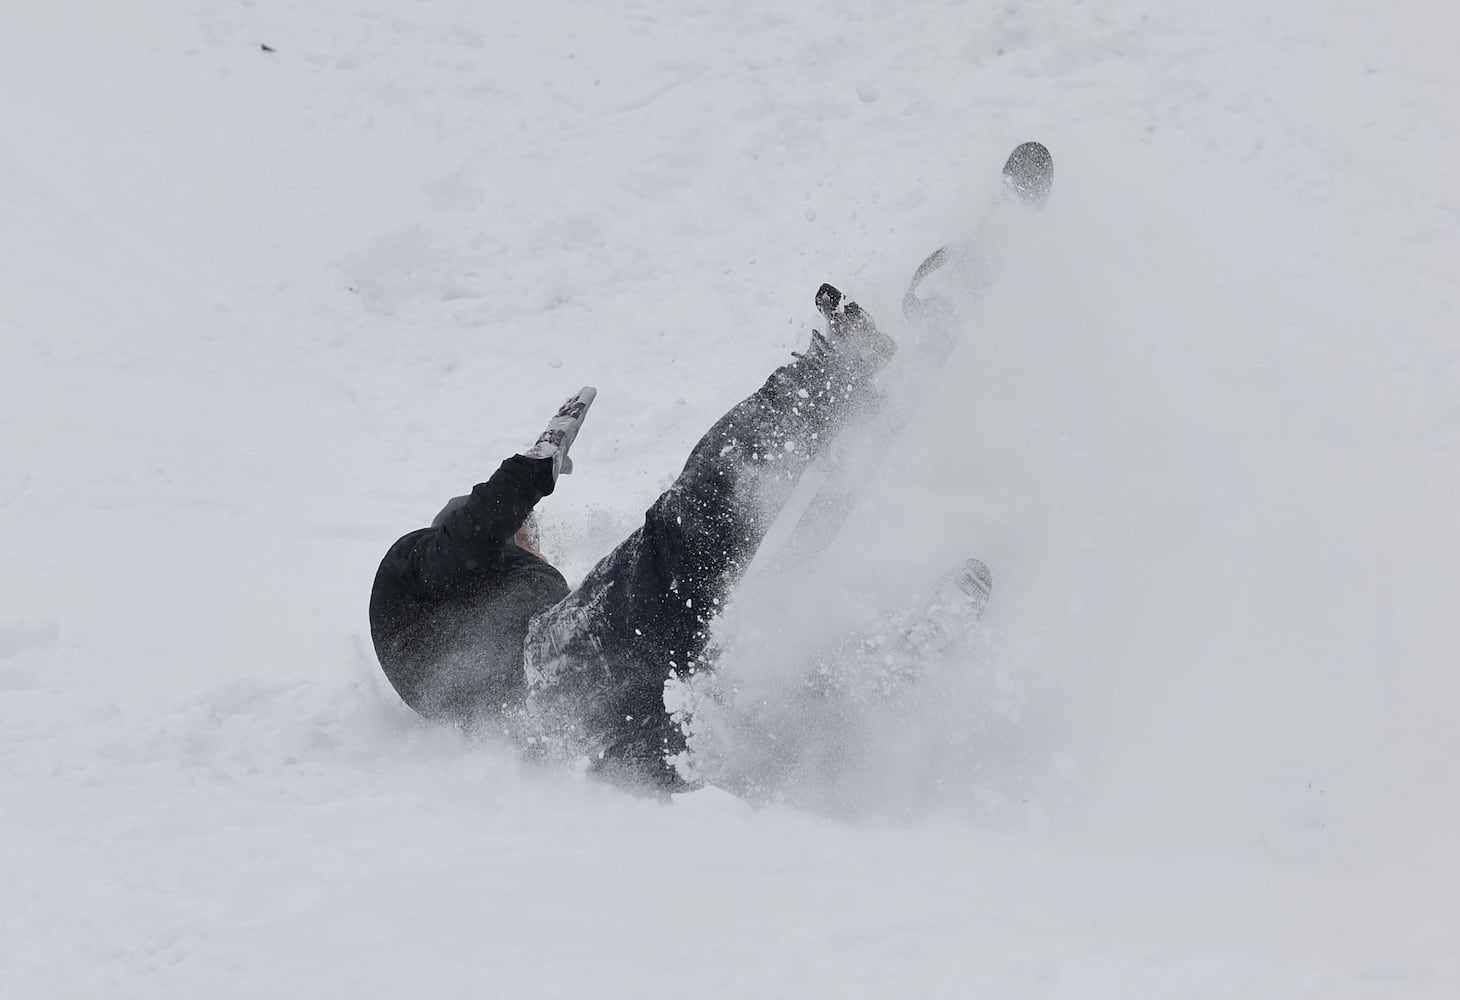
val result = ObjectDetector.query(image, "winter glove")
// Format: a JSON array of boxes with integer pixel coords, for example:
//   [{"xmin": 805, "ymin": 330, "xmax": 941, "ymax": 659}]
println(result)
[{"xmin": 522, "ymin": 386, "xmax": 596, "ymax": 479}]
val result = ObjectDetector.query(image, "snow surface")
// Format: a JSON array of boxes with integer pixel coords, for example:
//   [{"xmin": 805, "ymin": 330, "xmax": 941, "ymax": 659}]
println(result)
[{"xmin": 3, "ymin": 0, "xmax": 1458, "ymax": 995}]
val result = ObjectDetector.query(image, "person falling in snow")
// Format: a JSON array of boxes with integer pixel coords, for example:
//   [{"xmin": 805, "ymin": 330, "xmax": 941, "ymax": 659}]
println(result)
[{"xmin": 370, "ymin": 284, "xmax": 904, "ymax": 789}]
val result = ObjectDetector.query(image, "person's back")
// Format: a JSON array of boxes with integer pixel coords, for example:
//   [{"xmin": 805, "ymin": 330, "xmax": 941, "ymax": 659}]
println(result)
[{"xmin": 369, "ymin": 453, "xmax": 570, "ymax": 723}]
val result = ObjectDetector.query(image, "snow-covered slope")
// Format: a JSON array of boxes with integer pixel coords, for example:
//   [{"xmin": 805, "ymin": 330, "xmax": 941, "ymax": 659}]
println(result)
[{"xmin": 3, "ymin": 1, "xmax": 1457, "ymax": 995}]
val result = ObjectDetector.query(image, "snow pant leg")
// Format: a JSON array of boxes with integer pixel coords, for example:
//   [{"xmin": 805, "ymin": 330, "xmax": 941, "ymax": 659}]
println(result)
[{"xmin": 519, "ymin": 354, "xmax": 878, "ymax": 781}]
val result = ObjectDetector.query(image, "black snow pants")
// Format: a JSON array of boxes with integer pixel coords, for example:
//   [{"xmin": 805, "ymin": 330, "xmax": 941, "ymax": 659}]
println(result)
[{"xmin": 517, "ymin": 347, "xmax": 880, "ymax": 787}]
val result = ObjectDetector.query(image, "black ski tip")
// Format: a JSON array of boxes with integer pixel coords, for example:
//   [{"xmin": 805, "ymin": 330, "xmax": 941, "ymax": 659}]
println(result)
[
  {"xmin": 815, "ymin": 282, "xmax": 843, "ymax": 316},
  {"xmin": 958, "ymin": 557, "xmax": 992, "ymax": 594},
  {"xmin": 1002, "ymin": 141, "xmax": 1054, "ymax": 208},
  {"xmin": 955, "ymin": 557, "xmax": 994, "ymax": 613}
]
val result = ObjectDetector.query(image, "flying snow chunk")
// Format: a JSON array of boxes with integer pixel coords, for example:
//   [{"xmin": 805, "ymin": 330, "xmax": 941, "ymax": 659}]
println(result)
[{"xmin": 855, "ymin": 79, "xmax": 880, "ymax": 103}]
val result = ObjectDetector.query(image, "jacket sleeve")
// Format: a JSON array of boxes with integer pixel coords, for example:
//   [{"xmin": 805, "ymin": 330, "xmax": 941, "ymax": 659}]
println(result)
[{"xmin": 385, "ymin": 454, "xmax": 557, "ymax": 600}]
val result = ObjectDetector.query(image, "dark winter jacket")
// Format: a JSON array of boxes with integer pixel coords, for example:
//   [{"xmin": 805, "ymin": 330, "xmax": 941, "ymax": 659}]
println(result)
[{"xmin": 369, "ymin": 455, "xmax": 569, "ymax": 722}]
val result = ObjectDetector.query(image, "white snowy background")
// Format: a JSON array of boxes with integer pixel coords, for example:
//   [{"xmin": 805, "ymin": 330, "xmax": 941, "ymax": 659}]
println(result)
[{"xmin": 3, "ymin": 0, "xmax": 1458, "ymax": 995}]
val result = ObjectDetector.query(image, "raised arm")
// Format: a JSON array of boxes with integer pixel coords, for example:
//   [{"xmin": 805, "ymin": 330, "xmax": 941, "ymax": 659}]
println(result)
[
  {"xmin": 385, "ymin": 455, "xmax": 557, "ymax": 599},
  {"xmin": 382, "ymin": 387, "xmax": 596, "ymax": 600}
]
